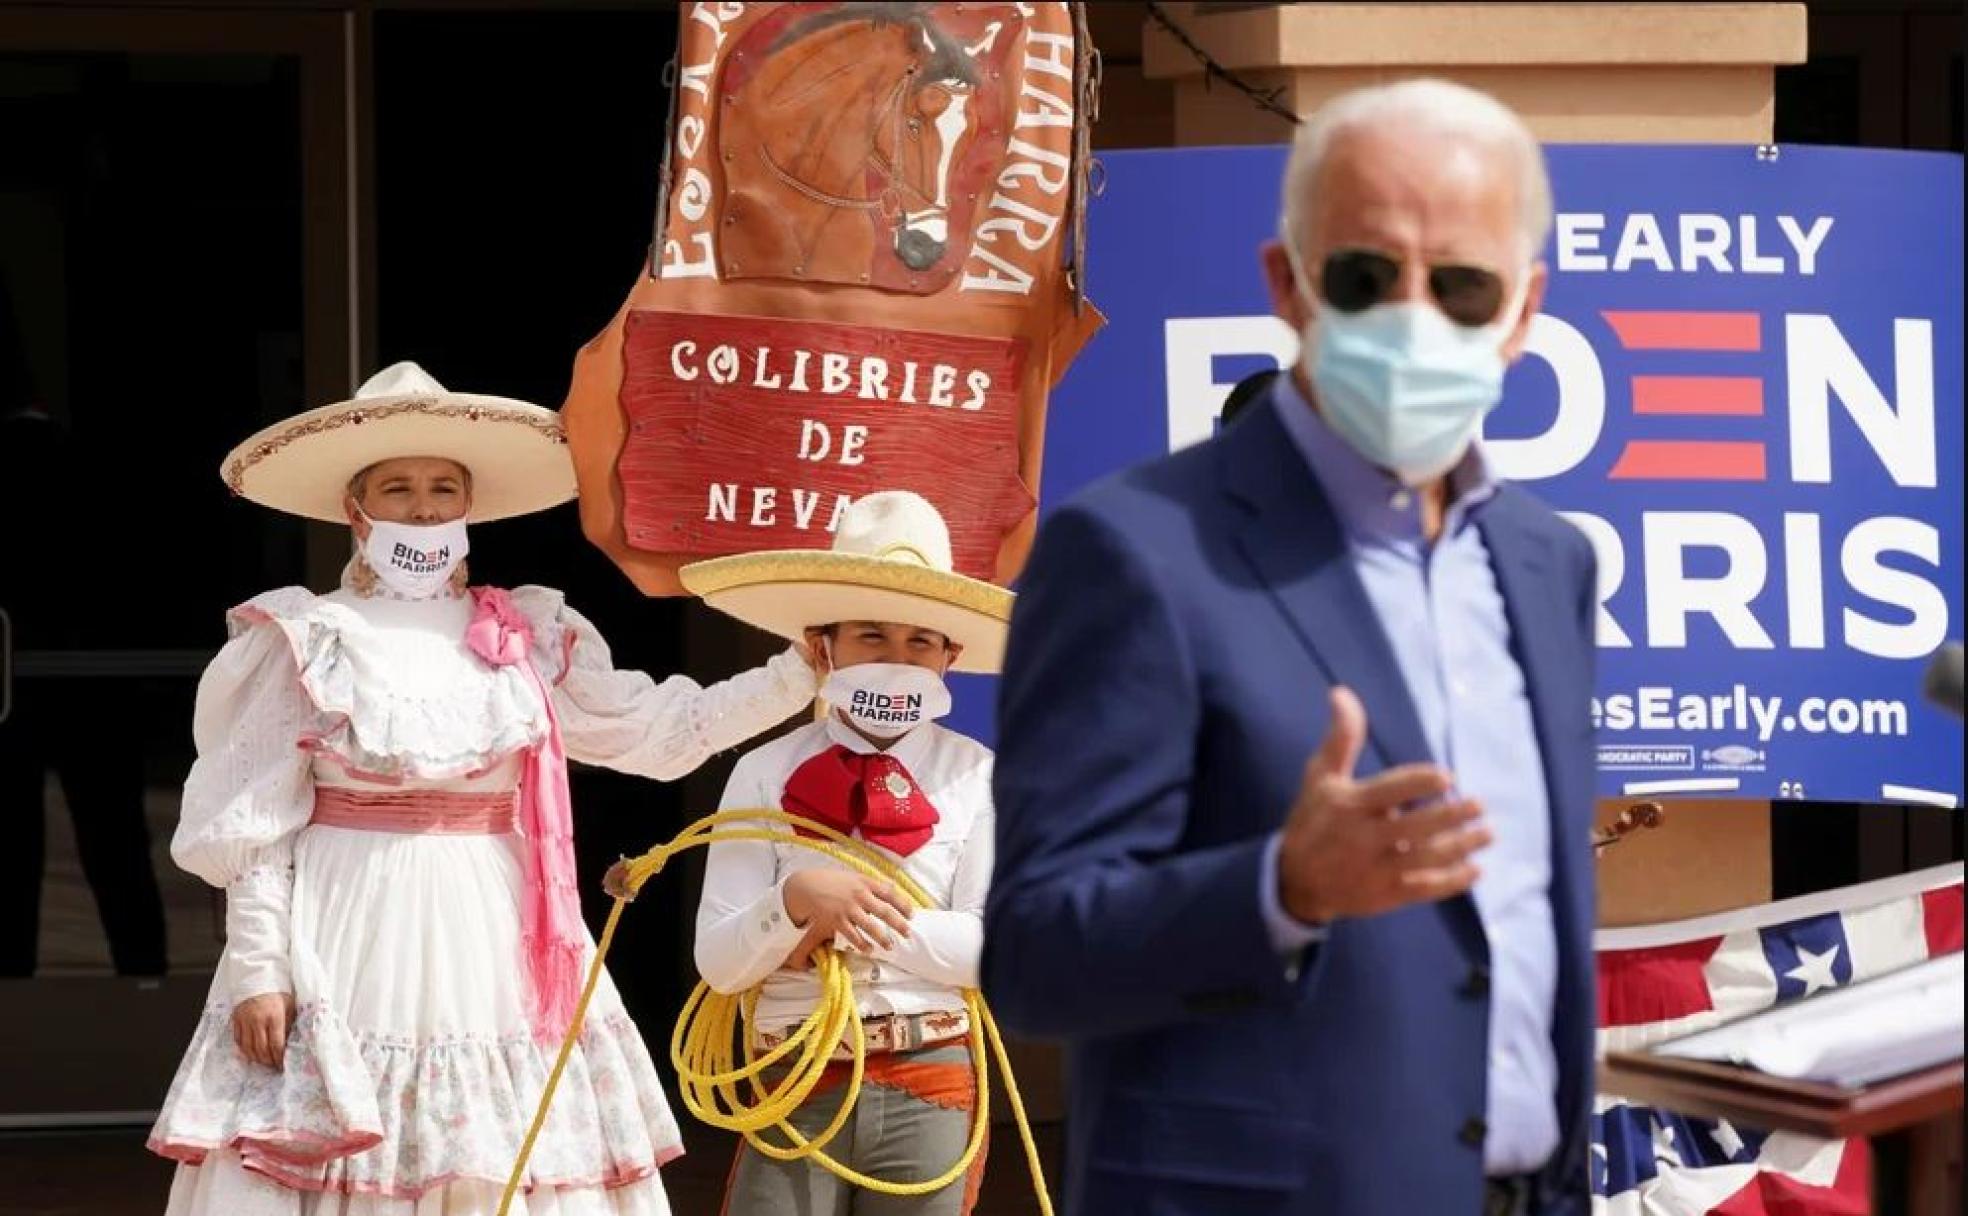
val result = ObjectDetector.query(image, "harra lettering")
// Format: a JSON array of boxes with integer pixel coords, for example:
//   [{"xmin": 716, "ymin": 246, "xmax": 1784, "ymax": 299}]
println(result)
[{"xmin": 959, "ymin": 18, "xmax": 1074, "ymax": 297}]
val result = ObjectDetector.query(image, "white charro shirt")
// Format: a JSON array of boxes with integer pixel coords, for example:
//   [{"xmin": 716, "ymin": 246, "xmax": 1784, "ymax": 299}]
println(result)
[{"xmin": 695, "ymin": 716, "xmax": 995, "ymax": 1034}]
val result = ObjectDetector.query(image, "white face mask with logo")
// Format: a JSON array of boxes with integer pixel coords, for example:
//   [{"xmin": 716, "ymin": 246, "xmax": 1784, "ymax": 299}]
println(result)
[
  {"xmin": 357, "ymin": 511, "xmax": 469, "ymax": 599},
  {"xmin": 820, "ymin": 645, "xmax": 953, "ymax": 740}
]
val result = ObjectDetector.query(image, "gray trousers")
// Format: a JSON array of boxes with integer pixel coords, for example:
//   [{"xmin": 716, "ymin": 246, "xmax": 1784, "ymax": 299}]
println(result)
[{"xmin": 722, "ymin": 1044, "xmax": 986, "ymax": 1216}]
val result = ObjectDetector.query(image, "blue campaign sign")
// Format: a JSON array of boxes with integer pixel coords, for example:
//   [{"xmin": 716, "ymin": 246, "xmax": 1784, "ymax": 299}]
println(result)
[{"xmin": 947, "ymin": 143, "xmax": 1964, "ymax": 807}]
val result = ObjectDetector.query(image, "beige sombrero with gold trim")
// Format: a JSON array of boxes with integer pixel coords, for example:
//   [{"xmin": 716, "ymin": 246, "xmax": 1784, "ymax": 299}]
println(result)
[
  {"xmin": 680, "ymin": 492, "xmax": 1014, "ymax": 674},
  {"xmin": 220, "ymin": 362, "xmax": 575, "ymax": 523}
]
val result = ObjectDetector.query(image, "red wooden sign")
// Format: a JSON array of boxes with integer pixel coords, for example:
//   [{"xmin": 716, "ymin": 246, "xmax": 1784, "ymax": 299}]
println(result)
[
  {"xmin": 617, "ymin": 310, "xmax": 1031, "ymax": 580},
  {"xmin": 559, "ymin": 2, "xmax": 1100, "ymax": 598}
]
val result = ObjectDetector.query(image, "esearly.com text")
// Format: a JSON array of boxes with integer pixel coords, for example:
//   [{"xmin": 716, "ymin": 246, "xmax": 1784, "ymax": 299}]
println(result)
[{"xmin": 1594, "ymin": 685, "xmax": 1908, "ymax": 743}]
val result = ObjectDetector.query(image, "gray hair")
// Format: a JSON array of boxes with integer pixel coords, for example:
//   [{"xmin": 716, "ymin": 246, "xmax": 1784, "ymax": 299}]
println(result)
[{"xmin": 1279, "ymin": 78, "xmax": 1552, "ymax": 263}]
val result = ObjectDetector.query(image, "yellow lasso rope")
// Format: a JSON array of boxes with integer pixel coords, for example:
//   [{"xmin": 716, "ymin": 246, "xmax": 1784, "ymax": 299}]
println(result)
[{"xmin": 496, "ymin": 808, "xmax": 1054, "ymax": 1216}]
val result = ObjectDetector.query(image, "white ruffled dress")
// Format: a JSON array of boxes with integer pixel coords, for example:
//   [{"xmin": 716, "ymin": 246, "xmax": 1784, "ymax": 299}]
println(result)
[{"xmin": 149, "ymin": 584, "xmax": 817, "ymax": 1215}]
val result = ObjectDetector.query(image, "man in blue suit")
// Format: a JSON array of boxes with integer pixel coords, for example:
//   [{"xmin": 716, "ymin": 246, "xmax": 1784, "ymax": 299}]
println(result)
[{"xmin": 984, "ymin": 79, "xmax": 1599, "ymax": 1216}]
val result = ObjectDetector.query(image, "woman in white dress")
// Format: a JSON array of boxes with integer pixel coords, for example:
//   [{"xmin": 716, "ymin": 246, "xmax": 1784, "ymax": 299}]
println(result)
[{"xmin": 149, "ymin": 363, "xmax": 820, "ymax": 1215}]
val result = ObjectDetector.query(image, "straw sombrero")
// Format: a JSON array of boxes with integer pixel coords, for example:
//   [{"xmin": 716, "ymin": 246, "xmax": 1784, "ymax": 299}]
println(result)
[
  {"xmin": 680, "ymin": 492, "xmax": 1014, "ymax": 674},
  {"xmin": 220, "ymin": 362, "xmax": 575, "ymax": 523}
]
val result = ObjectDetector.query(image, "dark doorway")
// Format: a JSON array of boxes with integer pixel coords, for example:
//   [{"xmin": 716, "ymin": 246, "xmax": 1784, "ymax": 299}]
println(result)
[{"xmin": 0, "ymin": 5, "xmax": 351, "ymax": 1125}]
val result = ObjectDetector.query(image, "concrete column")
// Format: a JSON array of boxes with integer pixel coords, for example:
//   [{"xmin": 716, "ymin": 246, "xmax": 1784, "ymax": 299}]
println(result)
[{"xmin": 1145, "ymin": 2, "xmax": 1807, "ymax": 146}]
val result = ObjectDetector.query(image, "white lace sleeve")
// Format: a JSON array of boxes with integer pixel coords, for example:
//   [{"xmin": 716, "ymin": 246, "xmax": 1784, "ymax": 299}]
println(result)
[
  {"xmin": 549, "ymin": 600, "xmax": 818, "ymax": 782},
  {"xmin": 170, "ymin": 604, "xmax": 319, "ymax": 1001}
]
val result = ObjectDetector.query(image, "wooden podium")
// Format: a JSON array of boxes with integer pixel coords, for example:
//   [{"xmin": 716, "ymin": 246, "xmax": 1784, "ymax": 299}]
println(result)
[
  {"xmin": 1602, "ymin": 1051, "xmax": 1965, "ymax": 1214},
  {"xmin": 1601, "ymin": 1052, "xmax": 1963, "ymax": 1139}
]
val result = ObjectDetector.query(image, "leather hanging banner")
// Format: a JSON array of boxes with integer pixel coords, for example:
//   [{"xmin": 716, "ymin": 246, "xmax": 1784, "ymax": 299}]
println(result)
[{"xmin": 561, "ymin": 1, "xmax": 1103, "ymax": 595}]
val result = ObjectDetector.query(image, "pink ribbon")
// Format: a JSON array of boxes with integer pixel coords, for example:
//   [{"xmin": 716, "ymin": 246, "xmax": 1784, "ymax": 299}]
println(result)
[{"xmin": 466, "ymin": 587, "xmax": 582, "ymax": 1045}]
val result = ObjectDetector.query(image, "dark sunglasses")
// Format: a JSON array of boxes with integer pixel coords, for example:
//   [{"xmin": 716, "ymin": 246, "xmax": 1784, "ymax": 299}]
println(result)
[{"xmin": 1319, "ymin": 248, "xmax": 1511, "ymax": 328}]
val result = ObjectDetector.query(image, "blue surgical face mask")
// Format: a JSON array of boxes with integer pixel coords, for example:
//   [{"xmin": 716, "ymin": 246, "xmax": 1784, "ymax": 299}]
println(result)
[{"xmin": 1286, "ymin": 242, "xmax": 1526, "ymax": 486}]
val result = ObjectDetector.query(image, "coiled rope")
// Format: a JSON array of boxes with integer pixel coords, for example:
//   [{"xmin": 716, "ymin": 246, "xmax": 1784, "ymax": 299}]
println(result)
[{"xmin": 497, "ymin": 807, "xmax": 1053, "ymax": 1215}]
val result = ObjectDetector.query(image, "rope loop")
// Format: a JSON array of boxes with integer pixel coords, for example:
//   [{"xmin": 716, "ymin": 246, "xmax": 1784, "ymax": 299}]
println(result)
[{"xmin": 498, "ymin": 808, "xmax": 1054, "ymax": 1215}]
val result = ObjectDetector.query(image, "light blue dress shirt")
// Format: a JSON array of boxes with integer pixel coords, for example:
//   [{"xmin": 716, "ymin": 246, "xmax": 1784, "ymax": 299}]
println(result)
[{"xmin": 1256, "ymin": 376, "xmax": 1562, "ymax": 1176}]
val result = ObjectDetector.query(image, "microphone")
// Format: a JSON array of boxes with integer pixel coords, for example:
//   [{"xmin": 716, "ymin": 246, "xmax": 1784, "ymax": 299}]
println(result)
[{"xmin": 1924, "ymin": 642, "xmax": 1963, "ymax": 719}]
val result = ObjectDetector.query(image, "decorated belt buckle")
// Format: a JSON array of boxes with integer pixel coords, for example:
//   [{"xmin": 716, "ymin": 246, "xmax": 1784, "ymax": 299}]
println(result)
[{"xmin": 925, "ymin": 1010, "xmax": 964, "ymax": 1040}]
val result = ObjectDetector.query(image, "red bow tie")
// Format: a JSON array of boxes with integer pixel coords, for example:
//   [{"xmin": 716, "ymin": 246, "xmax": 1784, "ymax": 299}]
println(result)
[{"xmin": 782, "ymin": 745, "xmax": 940, "ymax": 858}]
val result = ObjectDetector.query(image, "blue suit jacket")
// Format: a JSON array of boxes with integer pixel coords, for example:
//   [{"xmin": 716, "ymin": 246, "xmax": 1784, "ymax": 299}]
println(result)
[{"xmin": 984, "ymin": 401, "xmax": 1599, "ymax": 1216}]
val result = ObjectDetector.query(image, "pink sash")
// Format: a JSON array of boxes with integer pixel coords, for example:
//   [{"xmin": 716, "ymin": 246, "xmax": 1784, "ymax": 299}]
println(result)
[
  {"xmin": 311, "ymin": 787, "xmax": 518, "ymax": 835},
  {"xmin": 465, "ymin": 587, "xmax": 583, "ymax": 1045}
]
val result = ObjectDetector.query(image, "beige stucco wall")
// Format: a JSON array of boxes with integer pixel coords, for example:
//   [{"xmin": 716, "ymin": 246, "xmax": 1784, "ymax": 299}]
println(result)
[{"xmin": 1145, "ymin": 2, "xmax": 1806, "ymax": 146}]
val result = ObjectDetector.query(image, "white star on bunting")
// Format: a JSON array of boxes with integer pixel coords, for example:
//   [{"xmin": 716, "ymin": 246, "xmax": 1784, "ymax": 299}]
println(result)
[
  {"xmin": 1710, "ymin": 1118, "xmax": 1746, "ymax": 1160},
  {"xmin": 1785, "ymin": 943, "xmax": 1842, "ymax": 996},
  {"xmin": 1651, "ymin": 1115, "xmax": 1683, "ymax": 1167}
]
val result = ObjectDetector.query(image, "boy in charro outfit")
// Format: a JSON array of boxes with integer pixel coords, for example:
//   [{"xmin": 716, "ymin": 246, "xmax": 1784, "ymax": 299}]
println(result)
[{"xmin": 681, "ymin": 491, "xmax": 1012, "ymax": 1216}]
